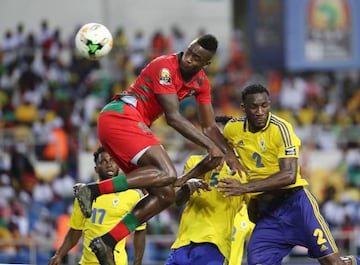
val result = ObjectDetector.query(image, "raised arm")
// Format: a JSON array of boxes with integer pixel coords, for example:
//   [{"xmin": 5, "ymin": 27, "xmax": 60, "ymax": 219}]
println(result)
[
  {"xmin": 156, "ymin": 93, "xmax": 224, "ymax": 166},
  {"xmin": 197, "ymin": 103, "xmax": 247, "ymax": 175}
]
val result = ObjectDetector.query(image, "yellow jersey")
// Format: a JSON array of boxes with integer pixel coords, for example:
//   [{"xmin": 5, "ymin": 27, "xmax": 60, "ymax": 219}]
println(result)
[
  {"xmin": 228, "ymin": 202, "xmax": 255, "ymax": 265},
  {"xmin": 223, "ymin": 113, "xmax": 308, "ymax": 191},
  {"xmin": 171, "ymin": 155, "xmax": 245, "ymax": 260},
  {"xmin": 69, "ymin": 189, "xmax": 146, "ymax": 265}
]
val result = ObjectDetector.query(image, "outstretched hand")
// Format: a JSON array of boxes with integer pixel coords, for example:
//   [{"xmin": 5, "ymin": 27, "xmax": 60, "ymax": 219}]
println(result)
[
  {"xmin": 174, "ymin": 175, "xmax": 190, "ymax": 187},
  {"xmin": 186, "ymin": 179, "xmax": 211, "ymax": 195},
  {"xmin": 174, "ymin": 151, "xmax": 223, "ymax": 187},
  {"xmin": 216, "ymin": 178, "xmax": 247, "ymax": 197}
]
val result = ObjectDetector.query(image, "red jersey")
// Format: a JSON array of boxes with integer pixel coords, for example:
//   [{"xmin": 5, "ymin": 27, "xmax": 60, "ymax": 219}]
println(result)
[{"xmin": 116, "ymin": 53, "xmax": 212, "ymax": 126}]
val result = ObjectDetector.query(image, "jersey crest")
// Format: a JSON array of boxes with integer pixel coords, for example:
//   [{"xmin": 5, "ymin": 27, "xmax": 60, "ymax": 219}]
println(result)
[
  {"xmin": 159, "ymin": 68, "xmax": 171, "ymax": 85},
  {"xmin": 112, "ymin": 197, "xmax": 120, "ymax": 207},
  {"xmin": 260, "ymin": 139, "xmax": 266, "ymax": 152}
]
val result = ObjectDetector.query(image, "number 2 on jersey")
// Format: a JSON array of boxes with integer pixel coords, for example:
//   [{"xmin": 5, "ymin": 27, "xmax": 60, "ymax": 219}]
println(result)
[
  {"xmin": 313, "ymin": 228, "xmax": 327, "ymax": 245},
  {"xmin": 252, "ymin": 152, "xmax": 264, "ymax": 168}
]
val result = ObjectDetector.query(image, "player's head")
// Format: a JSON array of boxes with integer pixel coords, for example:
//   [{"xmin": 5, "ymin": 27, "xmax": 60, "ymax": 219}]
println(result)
[
  {"xmin": 180, "ymin": 34, "xmax": 218, "ymax": 75},
  {"xmin": 93, "ymin": 146, "xmax": 121, "ymax": 181},
  {"xmin": 240, "ymin": 83, "xmax": 271, "ymax": 132}
]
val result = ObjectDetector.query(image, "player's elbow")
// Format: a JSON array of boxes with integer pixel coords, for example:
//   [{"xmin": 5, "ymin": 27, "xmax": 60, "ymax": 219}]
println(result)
[
  {"xmin": 165, "ymin": 113, "xmax": 180, "ymax": 128},
  {"xmin": 201, "ymin": 124, "xmax": 217, "ymax": 138}
]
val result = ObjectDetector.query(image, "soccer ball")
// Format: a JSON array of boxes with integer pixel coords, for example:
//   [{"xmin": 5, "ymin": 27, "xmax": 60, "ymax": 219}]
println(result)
[{"xmin": 75, "ymin": 23, "xmax": 113, "ymax": 60}]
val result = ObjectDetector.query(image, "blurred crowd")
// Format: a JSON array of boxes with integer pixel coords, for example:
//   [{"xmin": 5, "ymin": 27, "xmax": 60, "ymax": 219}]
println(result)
[{"xmin": 0, "ymin": 20, "xmax": 359, "ymax": 263}]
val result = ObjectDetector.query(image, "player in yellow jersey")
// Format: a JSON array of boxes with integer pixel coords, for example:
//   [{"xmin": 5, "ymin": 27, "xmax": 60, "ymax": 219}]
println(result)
[
  {"xmin": 217, "ymin": 83, "xmax": 360, "ymax": 265},
  {"xmin": 49, "ymin": 147, "xmax": 146, "ymax": 265},
  {"xmin": 229, "ymin": 201, "xmax": 254, "ymax": 265},
  {"xmin": 165, "ymin": 116, "xmax": 248, "ymax": 265}
]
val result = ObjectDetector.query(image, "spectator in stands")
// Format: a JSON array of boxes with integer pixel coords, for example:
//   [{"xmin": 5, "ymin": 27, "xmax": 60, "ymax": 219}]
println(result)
[
  {"xmin": 320, "ymin": 185, "xmax": 346, "ymax": 228},
  {"xmin": 0, "ymin": 60, "xmax": 20, "ymax": 92},
  {"xmin": 31, "ymin": 208, "xmax": 56, "ymax": 258},
  {"xmin": 9, "ymin": 142, "xmax": 37, "ymax": 192},
  {"xmin": 129, "ymin": 29, "xmax": 148, "ymax": 75},
  {"xmin": 150, "ymin": 30, "xmax": 169, "ymax": 60},
  {"xmin": 21, "ymin": 32, "xmax": 37, "ymax": 66},
  {"xmin": 51, "ymin": 167, "xmax": 75, "ymax": 203},
  {"xmin": 279, "ymin": 74, "xmax": 306, "ymax": 112},
  {"xmin": 32, "ymin": 179, "xmax": 54, "ymax": 205},
  {"xmin": 37, "ymin": 19, "xmax": 52, "ymax": 48},
  {"xmin": 14, "ymin": 23, "xmax": 26, "ymax": 60},
  {"xmin": 168, "ymin": 25, "xmax": 186, "ymax": 53},
  {"xmin": 15, "ymin": 95, "xmax": 39, "ymax": 125},
  {"xmin": 0, "ymin": 217, "xmax": 16, "ymax": 262},
  {"xmin": 42, "ymin": 117, "xmax": 69, "ymax": 161},
  {"xmin": 1, "ymin": 29, "xmax": 17, "ymax": 66},
  {"xmin": 113, "ymin": 27, "xmax": 128, "ymax": 53},
  {"xmin": 0, "ymin": 174, "xmax": 15, "ymax": 207}
]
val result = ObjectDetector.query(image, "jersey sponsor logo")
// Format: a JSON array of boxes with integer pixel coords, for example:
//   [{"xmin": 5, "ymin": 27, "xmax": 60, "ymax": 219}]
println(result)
[
  {"xmin": 320, "ymin": 244, "xmax": 328, "ymax": 252},
  {"xmin": 237, "ymin": 140, "xmax": 245, "ymax": 146},
  {"xmin": 159, "ymin": 68, "xmax": 171, "ymax": 85},
  {"xmin": 285, "ymin": 146, "xmax": 296, "ymax": 156}
]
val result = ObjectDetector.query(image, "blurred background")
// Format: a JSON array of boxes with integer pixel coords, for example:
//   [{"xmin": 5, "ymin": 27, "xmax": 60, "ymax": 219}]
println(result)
[{"xmin": 0, "ymin": 0, "xmax": 359, "ymax": 264}]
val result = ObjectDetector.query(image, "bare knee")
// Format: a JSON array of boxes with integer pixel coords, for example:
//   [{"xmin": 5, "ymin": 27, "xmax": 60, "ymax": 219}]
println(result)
[
  {"xmin": 137, "ymin": 145, "xmax": 178, "ymax": 186},
  {"xmin": 131, "ymin": 186, "xmax": 176, "ymax": 222}
]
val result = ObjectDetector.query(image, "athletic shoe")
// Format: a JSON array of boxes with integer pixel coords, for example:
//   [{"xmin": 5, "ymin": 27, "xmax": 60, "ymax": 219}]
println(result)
[
  {"xmin": 73, "ymin": 183, "xmax": 93, "ymax": 218},
  {"xmin": 89, "ymin": 237, "xmax": 115, "ymax": 265}
]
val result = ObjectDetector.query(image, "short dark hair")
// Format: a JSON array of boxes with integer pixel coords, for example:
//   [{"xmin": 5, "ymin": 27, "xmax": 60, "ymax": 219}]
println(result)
[
  {"xmin": 215, "ymin": 115, "xmax": 232, "ymax": 126},
  {"xmin": 241, "ymin": 83, "xmax": 269, "ymax": 102},
  {"xmin": 93, "ymin": 146, "xmax": 106, "ymax": 163},
  {"xmin": 197, "ymin": 34, "xmax": 218, "ymax": 53}
]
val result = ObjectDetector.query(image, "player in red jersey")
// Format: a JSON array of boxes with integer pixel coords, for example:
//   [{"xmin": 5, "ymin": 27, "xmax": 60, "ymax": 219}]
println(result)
[{"xmin": 73, "ymin": 34, "xmax": 244, "ymax": 265}]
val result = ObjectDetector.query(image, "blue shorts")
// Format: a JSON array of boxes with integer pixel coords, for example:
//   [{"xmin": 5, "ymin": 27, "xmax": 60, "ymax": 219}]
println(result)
[
  {"xmin": 165, "ymin": 242, "xmax": 226, "ymax": 265},
  {"xmin": 248, "ymin": 188, "xmax": 338, "ymax": 265}
]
